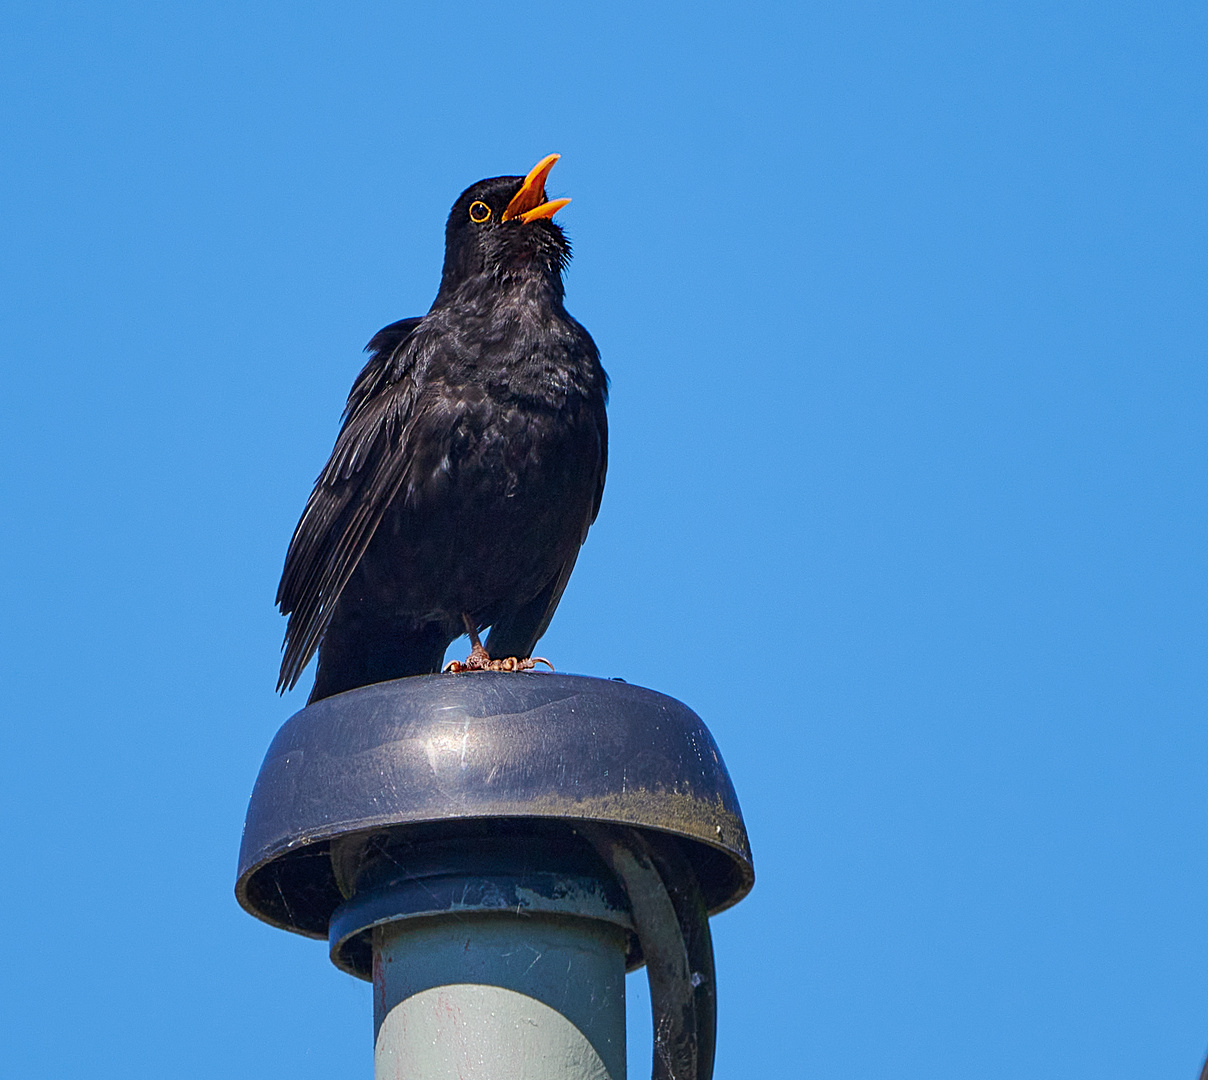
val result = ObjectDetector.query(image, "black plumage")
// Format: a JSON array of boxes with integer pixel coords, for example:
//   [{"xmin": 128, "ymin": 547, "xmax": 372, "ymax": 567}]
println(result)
[{"xmin": 276, "ymin": 156, "xmax": 608, "ymax": 703}]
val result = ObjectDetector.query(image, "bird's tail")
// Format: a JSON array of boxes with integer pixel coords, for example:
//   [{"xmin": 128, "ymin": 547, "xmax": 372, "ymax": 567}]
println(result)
[{"xmin": 308, "ymin": 617, "xmax": 450, "ymax": 703}]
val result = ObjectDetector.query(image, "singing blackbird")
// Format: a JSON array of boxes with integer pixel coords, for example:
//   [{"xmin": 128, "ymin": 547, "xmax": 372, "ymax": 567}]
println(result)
[{"xmin": 276, "ymin": 155, "xmax": 608, "ymax": 703}]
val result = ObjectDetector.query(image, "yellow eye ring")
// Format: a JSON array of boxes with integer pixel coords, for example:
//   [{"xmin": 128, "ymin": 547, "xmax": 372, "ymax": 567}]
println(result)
[{"xmin": 469, "ymin": 200, "xmax": 492, "ymax": 223}]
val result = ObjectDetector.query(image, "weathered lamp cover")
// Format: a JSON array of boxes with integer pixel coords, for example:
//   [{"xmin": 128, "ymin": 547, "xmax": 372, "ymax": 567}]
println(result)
[{"xmin": 236, "ymin": 673, "xmax": 753, "ymax": 1080}]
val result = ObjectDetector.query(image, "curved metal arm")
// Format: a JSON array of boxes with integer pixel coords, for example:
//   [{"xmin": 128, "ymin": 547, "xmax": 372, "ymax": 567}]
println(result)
[{"xmin": 584, "ymin": 826, "xmax": 717, "ymax": 1080}]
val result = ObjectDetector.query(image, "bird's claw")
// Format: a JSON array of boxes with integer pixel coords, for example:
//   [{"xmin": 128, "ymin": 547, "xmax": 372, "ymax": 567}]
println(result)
[
  {"xmin": 495, "ymin": 655, "xmax": 554, "ymax": 672},
  {"xmin": 444, "ymin": 645, "xmax": 553, "ymax": 674}
]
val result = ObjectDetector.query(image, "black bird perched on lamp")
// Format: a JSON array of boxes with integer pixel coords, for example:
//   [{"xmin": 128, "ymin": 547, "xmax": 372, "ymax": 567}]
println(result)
[{"xmin": 276, "ymin": 154, "xmax": 608, "ymax": 703}]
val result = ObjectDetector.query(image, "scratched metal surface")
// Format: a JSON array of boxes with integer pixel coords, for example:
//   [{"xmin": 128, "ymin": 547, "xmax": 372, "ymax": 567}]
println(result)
[
  {"xmin": 373, "ymin": 916, "xmax": 627, "ymax": 1080},
  {"xmin": 236, "ymin": 673, "xmax": 754, "ymax": 938}
]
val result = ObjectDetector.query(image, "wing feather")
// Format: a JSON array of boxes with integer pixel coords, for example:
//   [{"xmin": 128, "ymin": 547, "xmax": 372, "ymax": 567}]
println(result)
[{"xmin": 275, "ymin": 318, "xmax": 423, "ymax": 691}]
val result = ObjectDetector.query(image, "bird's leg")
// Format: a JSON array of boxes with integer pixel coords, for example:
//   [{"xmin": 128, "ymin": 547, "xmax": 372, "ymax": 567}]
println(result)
[
  {"xmin": 444, "ymin": 613, "xmax": 554, "ymax": 674},
  {"xmin": 444, "ymin": 614, "xmax": 492, "ymax": 672}
]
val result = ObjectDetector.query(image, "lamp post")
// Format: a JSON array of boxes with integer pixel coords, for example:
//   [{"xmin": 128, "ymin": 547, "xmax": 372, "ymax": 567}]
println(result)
[{"xmin": 236, "ymin": 673, "xmax": 753, "ymax": 1079}]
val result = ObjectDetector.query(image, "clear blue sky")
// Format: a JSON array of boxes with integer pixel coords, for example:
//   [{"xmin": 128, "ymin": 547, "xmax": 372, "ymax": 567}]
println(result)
[{"xmin": 2, "ymin": 2, "xmax": 1205, "ymax": 1076}]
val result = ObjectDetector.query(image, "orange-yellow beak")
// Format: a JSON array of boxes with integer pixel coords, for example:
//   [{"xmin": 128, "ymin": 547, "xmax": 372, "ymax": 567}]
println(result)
[{"xmin": 501, "ymin": 153, "xmax": 572, "ymax": 223}]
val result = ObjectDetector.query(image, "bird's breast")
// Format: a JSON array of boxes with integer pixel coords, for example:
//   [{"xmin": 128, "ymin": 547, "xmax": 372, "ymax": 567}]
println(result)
[
  {"xmin": 371, "ymin": 387, "xmax": 602, "ymax": 620},
  {"xmin": 419, "ymin": 392, "xmax": 598, "ymax": 499}
]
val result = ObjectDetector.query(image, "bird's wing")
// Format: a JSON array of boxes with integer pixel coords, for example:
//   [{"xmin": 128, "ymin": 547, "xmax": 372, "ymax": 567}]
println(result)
[
  {"xmin": 276, "ymin": 318, "xmax": 423, "ymax": 691},
  {"xmin": 590, "ymin": 403, "xmax": 608, "ymax": 526}
]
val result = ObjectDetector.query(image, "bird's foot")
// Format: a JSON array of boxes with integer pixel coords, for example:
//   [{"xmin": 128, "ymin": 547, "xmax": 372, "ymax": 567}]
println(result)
[
  {"xmin": 445, "ymin": 644, "xmax": 554, "ymax": 674},
  {"xmin": 444, "ymin": 641, "xmax": 492, "ymax": 672},
  {"xmin": 487, "ymin": 655, "xmax": 554, "ymax": 672}
]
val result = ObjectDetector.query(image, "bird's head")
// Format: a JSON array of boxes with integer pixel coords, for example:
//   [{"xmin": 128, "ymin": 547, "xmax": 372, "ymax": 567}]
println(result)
[{"xmin": 436, "ymin": 154, "xmax": 572, "ymax": 301}]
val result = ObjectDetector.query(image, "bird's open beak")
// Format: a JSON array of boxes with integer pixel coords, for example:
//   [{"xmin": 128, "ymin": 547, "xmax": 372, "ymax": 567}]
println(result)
[{"xmin": 502, "ymin": 153, "xmax": 572, "ymax": 223}]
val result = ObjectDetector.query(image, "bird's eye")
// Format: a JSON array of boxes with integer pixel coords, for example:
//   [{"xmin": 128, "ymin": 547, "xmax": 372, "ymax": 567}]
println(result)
[{"xmin": 469, "ymin": 201, "xmax": 492, "ymax": 223}]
